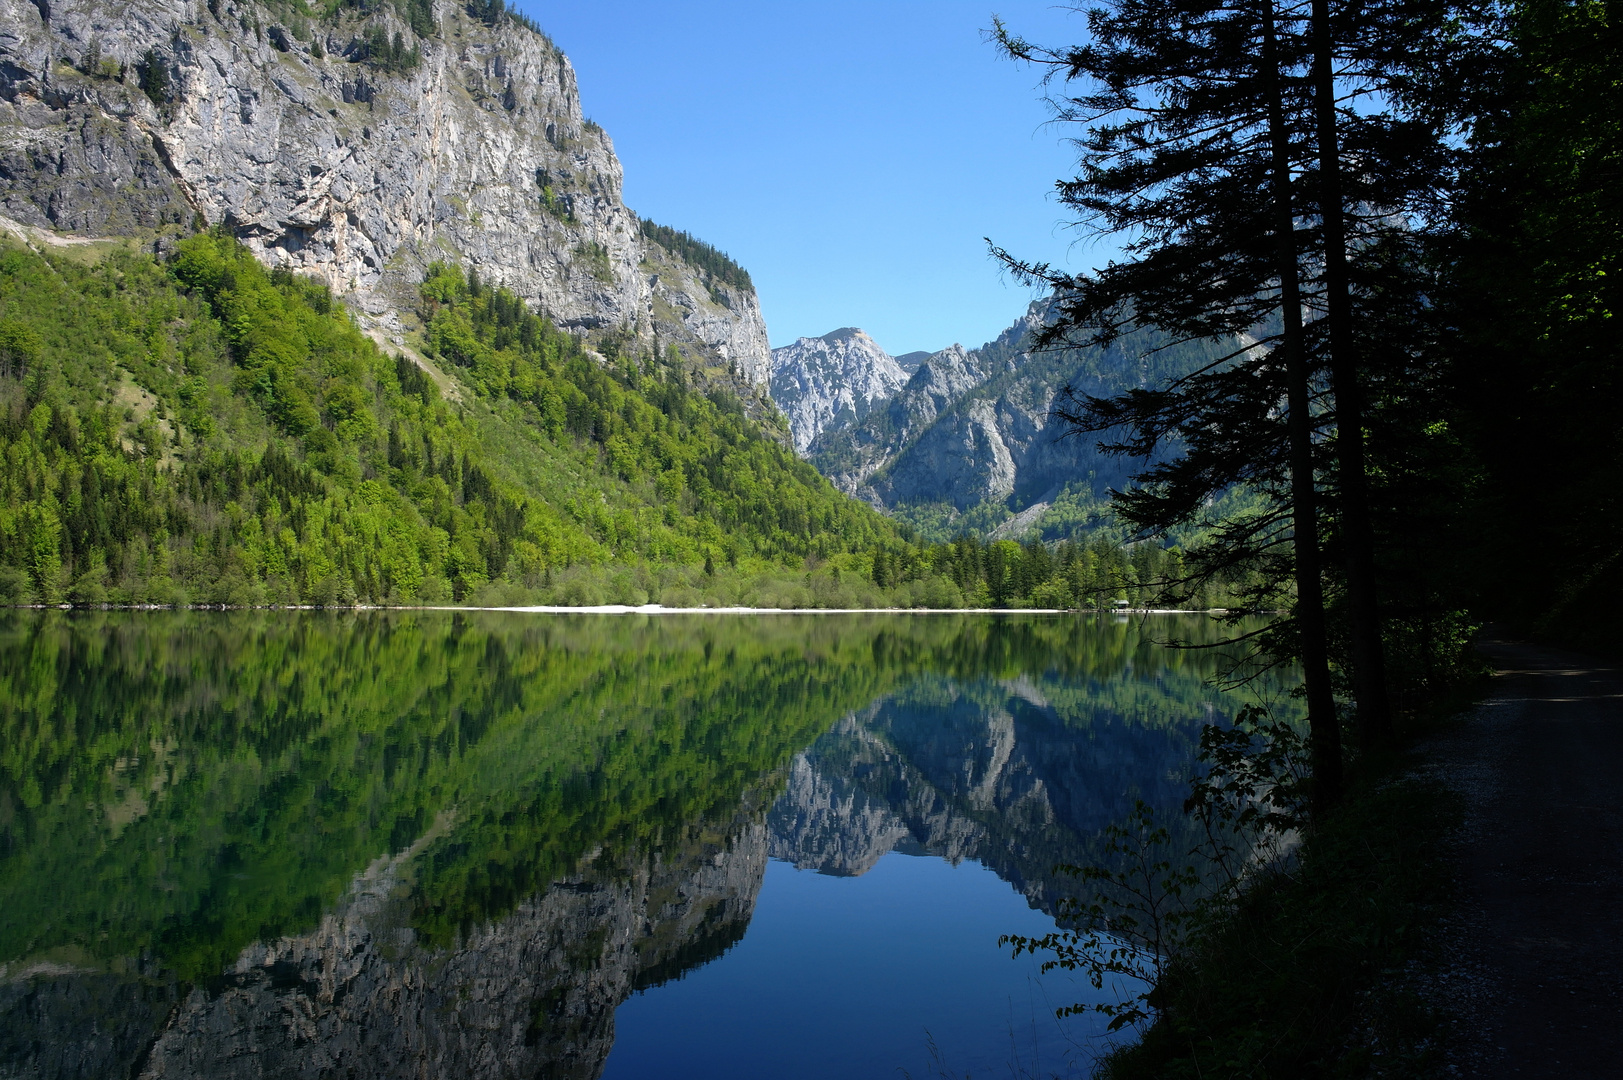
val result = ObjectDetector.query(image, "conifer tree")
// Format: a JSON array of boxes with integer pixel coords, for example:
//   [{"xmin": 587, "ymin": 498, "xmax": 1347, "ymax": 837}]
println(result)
[
  {"xmin": 1298, "ymin": 0, "xmax": 1490, "ymax": 743},
  {"xmin": 993, "ymin": 0, "xmax": 1347, "ymax": 806}
]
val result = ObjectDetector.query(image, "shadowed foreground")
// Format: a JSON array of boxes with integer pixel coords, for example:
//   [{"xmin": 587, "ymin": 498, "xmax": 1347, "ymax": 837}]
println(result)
[{"xmin": 1428, "ymin": 637, "xmax": 1623, "ymax": 1077}]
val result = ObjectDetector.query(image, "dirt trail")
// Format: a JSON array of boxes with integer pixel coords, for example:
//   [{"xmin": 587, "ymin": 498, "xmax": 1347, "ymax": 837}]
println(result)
[{"xmin": 1426, "ymin": 635, "xmax": 1623, "ymax": 1077}]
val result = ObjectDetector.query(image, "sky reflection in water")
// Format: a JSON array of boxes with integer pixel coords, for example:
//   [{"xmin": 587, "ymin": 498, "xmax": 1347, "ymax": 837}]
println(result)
[
  {"xmin": 605, "ymin": 854, "xmax": 1105, "ymax": 1080},
  {"xmin": 0, "ymin": 611, "xmax": 1287, "ymax": 1079}
]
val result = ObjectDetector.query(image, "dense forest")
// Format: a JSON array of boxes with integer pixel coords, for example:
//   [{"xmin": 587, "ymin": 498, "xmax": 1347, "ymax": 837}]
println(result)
[
  {"xmin": 992, "ymin": 0, "xmax": 1620, "ymax": 759},
  {"xmin": 0, "ymin": 234, "xmax": 1207, "ymax": 610},
  {"xmin": 981, "ymin": 0, "xmax": 1621, "ymax": 1073}
]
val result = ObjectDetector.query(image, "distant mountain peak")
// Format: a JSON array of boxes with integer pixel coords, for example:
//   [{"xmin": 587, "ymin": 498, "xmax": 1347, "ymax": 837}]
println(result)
[
  {"xmin": 892, "ymin": 350, "xmax": 932, "ymax": 375},
  {"xmin": 770, "ymin": 329, "xmax": 909, "ymax": 453},
  {"xmin": 795, "ymin": 298, "xmax": 1233, "ymax": 540}
]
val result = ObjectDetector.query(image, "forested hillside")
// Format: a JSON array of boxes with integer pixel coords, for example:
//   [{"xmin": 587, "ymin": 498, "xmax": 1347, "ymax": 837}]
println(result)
[
  {"xmin": 0, "ymin": 234, "xmax": 896, "ymax": 605},
  {"xmin": 0, "ymin": 235, "xmax": 1210, "ymax": 609}
]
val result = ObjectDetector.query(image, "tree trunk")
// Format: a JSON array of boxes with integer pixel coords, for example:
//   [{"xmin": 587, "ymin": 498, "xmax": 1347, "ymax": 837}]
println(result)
[
  {"xmin": 1263, "ymin": 1, "xmax": 1342, "ymax": 813},
  {"xmin": 1311, "ymin": 0, "xmax": 1392, "ymax": 748}
]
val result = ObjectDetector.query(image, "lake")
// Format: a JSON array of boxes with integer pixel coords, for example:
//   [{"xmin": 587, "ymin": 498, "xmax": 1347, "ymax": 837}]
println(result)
[{"xmin": 0, "ymin": 610, "xmax": 1286, "ymax": 1079}]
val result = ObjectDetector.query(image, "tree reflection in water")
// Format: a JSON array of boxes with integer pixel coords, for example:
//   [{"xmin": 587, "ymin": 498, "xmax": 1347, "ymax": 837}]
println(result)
[{"xmin": 0, "ymin": 610, "xmax": 1289, "ymax": 1079}]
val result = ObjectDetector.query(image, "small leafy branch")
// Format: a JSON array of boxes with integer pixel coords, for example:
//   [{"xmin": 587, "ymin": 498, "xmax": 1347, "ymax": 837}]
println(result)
[
  {"xmin": 1003, "ymin": 706, "xmax": 1310, "ymax": 1031},
  {"xmin": 1004, "ymin": 801, "xmax": 1200, "ymax": 1031},
  {"xmin": 1183, "ymin": 704, "xmax": 1311, "ymax": 889}
]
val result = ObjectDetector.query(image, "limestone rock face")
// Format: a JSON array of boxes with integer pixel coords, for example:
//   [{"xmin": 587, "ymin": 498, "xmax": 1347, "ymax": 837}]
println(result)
[
  {"xmin": 769, "ymin": 327, "xmax": 908, "ymax": 453},
  {"xmin": 806, "ymin": 328, "xmax": 1023, "ymax": 503},
  {"xmin": 0, "ymin": 0, "xmax": 770, "ymax": 385},
  {"xmin": 643, "ymin": 235, "xmax": 771, "ymax": 387},
  {"xmin": 796, "ymin": 300, "xmax": 1221, "ymax": 534},
  {"xmin": 134, "ymin": 823, "xmax": 767, "ymax": 1080}
]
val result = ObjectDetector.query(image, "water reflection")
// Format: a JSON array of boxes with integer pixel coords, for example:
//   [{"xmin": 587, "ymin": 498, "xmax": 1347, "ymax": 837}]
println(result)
[{"xmin": 0, "ymin": 611, "xmax": 1285, "ymax": 1079}]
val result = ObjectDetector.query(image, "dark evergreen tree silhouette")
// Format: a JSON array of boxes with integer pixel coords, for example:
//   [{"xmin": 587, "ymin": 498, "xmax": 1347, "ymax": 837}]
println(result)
[{"xmin": 993, "ymin": 0, "xmax": 1347, "ymax": 808}]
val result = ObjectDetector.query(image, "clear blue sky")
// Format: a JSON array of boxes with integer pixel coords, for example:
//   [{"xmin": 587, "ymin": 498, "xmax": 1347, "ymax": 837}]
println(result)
[{"xmin": 515, "ymin": 1, "xmax": 1108, "ymax": 356}]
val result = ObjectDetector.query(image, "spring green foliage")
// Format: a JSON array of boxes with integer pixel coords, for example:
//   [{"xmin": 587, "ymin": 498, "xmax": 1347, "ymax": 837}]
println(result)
[
  {"xmin": 413, "ymin": 259, "xmax": 904, "ymax": 579},
  {"xmin": 0, "ymin": 236, "xmax": 917, "ymax": 606},
  {"xmin": 855, "ymin": 533, "xmax": 1255, "ymax": 610},
  {"xmin": 639, "ymin": 220, "xmax": 754, "ymax": 297},
  {"xmin": 0, "ymin": 235, "xmax": 1209, "ymax": 610}
]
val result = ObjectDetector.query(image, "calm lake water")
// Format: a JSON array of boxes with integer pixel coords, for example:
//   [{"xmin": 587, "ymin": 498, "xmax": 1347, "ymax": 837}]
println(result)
[{"xmin": 0, "ymin": 611, "xmax": 1285, "ymax": 1079}]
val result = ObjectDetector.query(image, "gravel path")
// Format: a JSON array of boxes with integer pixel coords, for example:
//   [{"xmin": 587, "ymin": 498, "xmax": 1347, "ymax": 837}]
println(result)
[{"xmin": 1422, "ymin": 635, "xmax": 1623, "ymax": 1077}]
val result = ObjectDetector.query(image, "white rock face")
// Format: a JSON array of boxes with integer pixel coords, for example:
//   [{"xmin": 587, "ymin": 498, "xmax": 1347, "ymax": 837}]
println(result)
[
  {"xmin": 768, "ymin": 327, "xmax": 908, "ymax": 453},
  {"xmin": 806, "ymin": 335, "xmax": 1020, "ymax": 501},
  {"xmin": 0, "ymin": 0, "xmax": 771, "ymax": 386}
]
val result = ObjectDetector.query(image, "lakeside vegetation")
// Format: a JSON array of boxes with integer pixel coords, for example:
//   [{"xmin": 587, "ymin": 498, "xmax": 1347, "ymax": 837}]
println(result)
[
  {"xmin": 0, "ymin": 234, "xmax": 1235, "ymax": 611},
  {"xmin": 983, "ymin": 0, "xmax": 1619, "ymax": 1073}
]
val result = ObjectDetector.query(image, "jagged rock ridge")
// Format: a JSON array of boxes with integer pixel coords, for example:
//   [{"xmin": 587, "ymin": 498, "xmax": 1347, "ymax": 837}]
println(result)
[
  {"xmin": 804, "ymin": 305, "xmax": 1041, "ymax": 508},
  {"xmin": 768, "ymin": 327, "xmax": 908, "ymax": 453},
  {"xmin": 0, "ymin": 0, "xmax": 771, "ymax": 386},
  {"xmin": 792, "ymin": 301, "xmax": 1231, "ymax": 537}
]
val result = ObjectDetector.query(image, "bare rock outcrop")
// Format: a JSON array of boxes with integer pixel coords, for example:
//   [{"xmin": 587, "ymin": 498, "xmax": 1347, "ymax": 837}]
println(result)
[
  {"xmin": 795, "ymin": 299, "xmax": 1221, "ymax": 533},
  {"xmin": 0, "ymin": 0, "xmax": 770, "ymax": 385},
  {"xmin": 769, "ymin": 328, "xmax": 908, "ymax": 453},
  {"xmin": 806, "ymin": 335, "xmax": 1020, "ymax": 503}
]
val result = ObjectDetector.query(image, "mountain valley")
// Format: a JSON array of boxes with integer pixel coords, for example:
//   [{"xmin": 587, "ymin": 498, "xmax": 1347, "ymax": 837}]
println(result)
[{"xmin": 769, "ymin": 305, "xmax": 1232, "ymax": 542}]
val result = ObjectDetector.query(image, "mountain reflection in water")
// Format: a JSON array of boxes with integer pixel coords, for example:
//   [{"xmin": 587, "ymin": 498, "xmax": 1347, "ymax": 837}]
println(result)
[{"xmin": 0, "ymin": 611, "xmax": 1289, "ymax": 1079}]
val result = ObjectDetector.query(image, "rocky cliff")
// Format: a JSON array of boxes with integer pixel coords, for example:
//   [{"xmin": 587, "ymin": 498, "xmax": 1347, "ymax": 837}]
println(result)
[
  {"xmin": 768, "ymin": 327, "xmax": 908, "ymax": 453},
  {"xmin": 805, "ymin": 309, "xmax": 1037, "ymax": 506},
  {"xmin": 794, "ymin": 302, "xmax": 1229, "ymax": 539},
  {"xmin": 1, "ymin": 813, "xmax": 770, "ymax": 1080},
  {"xmin": 0, "ymin": 0, "xmax": 771, "ymax": 385}
]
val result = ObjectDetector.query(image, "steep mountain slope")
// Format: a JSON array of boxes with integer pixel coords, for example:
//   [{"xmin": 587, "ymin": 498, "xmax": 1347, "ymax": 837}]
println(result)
[
  {"xmin": 0, "ymin": 0, "xmax": 768, "ymax": 386},
  {"xmin": 768, "ymin": 327, "xmax": 907, "ymax": 453},
  {"xmin": 0, "ymin": 1, "xmax": 915, "ymax": 605},
  {"xmin": 0, "ymin": 220, "xmax": 896, "ymax": 606},
  {"xmin": 806, "ymin": 307, "xmax": 1039, "ymax": 501},
  {"xmin": 799, "ymin": 302, "xmax": 1231, "ymax": 540}
]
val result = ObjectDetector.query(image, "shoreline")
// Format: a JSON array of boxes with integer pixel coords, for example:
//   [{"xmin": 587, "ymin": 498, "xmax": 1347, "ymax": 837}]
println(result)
[{"xmin": 4, "ymin": 603, "xmax": 1230, "ymax": 616}]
